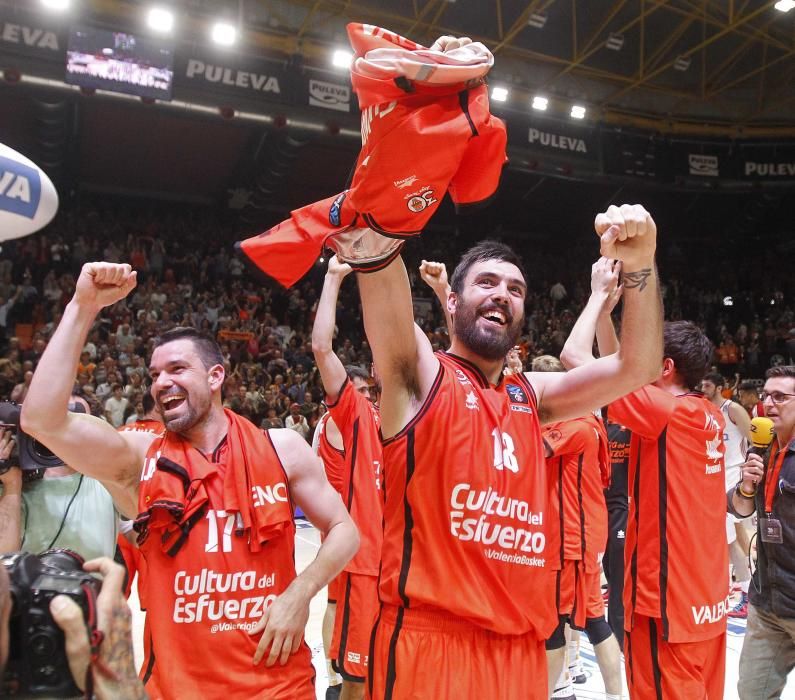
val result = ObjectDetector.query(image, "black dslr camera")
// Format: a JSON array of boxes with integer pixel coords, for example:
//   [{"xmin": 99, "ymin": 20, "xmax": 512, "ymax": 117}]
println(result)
[
  {"xmin": 1, "ymin": 549, "xmax": 102, "ymax": 697},
  {"xmin": 0, "ymin": 401, "xmax": 86, "ymax": 473}
]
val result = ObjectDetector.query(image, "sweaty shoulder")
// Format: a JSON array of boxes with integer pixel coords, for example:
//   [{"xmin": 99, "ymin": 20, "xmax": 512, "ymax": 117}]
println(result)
[{"xmin": 120, "ymin": 429, "xmax": 159, "ymax": 480}]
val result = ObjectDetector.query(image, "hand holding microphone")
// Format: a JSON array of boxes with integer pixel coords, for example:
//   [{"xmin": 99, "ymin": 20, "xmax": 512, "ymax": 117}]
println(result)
[{"xmin": 739, "ymin": 417, "xmax": 775, "ymax": 496}]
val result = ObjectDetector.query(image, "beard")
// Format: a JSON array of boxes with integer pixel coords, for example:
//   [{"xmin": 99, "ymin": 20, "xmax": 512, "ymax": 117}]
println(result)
[
  {"xmin": 453, "ymin": 299, "xmax": 523, "ymax": 362},
  {"xmin": 159, "ymin": 393, "xmax": 210, "ymax": 433}
]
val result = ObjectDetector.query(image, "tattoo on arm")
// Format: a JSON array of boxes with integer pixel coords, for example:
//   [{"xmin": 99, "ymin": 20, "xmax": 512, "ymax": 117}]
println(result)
[{"xmin": 622, "ymin": 268, "xmax": 652, "ymax": 292}]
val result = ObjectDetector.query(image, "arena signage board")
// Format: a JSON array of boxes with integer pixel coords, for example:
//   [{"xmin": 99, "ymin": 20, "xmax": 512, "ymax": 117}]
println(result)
[
  {"xmin": 738, "ymin": 143, "xmax": 795, "ymax": 180},
  {"xmin": 526, "ymin": 124, "xmax": 593, "ymax": 158},
  {"xmin": 0, "ymin": 8, "xmax": 66, "ymax": 59},
  {"xmin": 307, "ymin": 79, "xmax": 351, "ymax": 112}
]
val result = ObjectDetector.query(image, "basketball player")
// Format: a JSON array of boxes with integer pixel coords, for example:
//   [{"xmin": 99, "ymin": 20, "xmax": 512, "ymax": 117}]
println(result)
[
  {"xmin": 311, "ymin": 256, "xmax": 383, "ymax": 700},
  {"xmin": 356, "ymin": 194, "xmax": 662, "ymax": 698},
  {"xmin": 532, "ymin": 355, "xmax": 622, "ymax": 700},
  {"xmin": 701, "ymin": 371, "xmax": 753, "ymax": 617},
  {"xmin": 563, "ymin": 283, "xmax": 728, "ymax": 697},
  {"xmin": 20, "ymin": 262, "xmax": 359, "ymax": 700}
]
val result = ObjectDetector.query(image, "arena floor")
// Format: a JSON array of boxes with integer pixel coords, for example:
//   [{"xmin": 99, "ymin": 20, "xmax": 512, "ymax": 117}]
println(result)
[{"xmin": 129, "ymin": 521, "xmax": 795, "ymax": 699}]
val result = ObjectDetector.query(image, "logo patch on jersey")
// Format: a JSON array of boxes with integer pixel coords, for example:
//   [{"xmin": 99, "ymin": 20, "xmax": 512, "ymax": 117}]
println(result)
[
  {"xmin": 546, "ymin": 429, "xmax": 562, "ymax": 443},
  {"xmin": 393, "ymin": 175, "xmax": 418, "ymax": 189},
  {"xmin": 406, "ymin": 188, "xmax": 437, "ymax": 212},
  {"xmin": 510, "ymin": 405, "xmax": 533, "ymax": 414},
  {"xmin": 506, "ymin": 384, "xmax": 528, "ymax": 404},
  {"xmin": 455, "ymin": 369, "xmax": 472, "ymax": 386},
  {"xmin": 329, "ymin": 192, "xmax": 346, "ymax": 227},
  {"xmin": 617, "ymin": 529, "xmax": 625, "ymax": 539},
  {"xmin": 465, "ymin": 390, "xmax": 479, "ymax": 411}
]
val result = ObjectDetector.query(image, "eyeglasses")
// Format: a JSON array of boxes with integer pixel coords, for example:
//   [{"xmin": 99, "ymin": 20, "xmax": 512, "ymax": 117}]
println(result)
[{"xmin": 761, "ymin": 391, "xmax": 795, "ymax": 405}]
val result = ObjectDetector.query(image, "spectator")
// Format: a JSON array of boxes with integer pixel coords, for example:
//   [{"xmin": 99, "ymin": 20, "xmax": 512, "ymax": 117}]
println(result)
[
  {"xmin": 104, "ymin": 384, "xmax": 130, "ymax": 428},
  {"xmin": 9, "ymin": 371, "xmax": 32, "ymax": 404},
  {"xmin": 285, "ymin": 402, "xmax": 310, "ymax": 441}
]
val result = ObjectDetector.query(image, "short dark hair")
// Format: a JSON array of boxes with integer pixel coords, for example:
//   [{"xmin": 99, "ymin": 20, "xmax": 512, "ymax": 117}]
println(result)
[
  {"xmin": 142, "ymin": 391, "xmax": 155, "ymax": 414},
  {"xmin": 738, "ymin": 380, "xmax": 759, "ymax": 392},
  {"xmin": 345, "ymin": 365, "xmax": 370, "ymax": 383},
  {"xmin": 702, "ymin": 372, "xmax": 725, "ymax": 387},
  {"xmin": 663, "ymin": 321, "xmax": 714, "ymax": 391},
  {"xmin": 152, "ymin": 327, "xmax": 224, "ymax": 369},
  {"xmin": 449, "ymin": 240, "xmax": 526, "ymax": 294},
  {"xmin": 765, "ymin": 365, "xmax": 795, "ymax": 382}
]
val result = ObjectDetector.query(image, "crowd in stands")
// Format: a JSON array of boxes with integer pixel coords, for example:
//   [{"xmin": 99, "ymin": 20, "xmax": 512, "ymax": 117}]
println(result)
[{"xmin": 0, "ymin": 198, "xmax": 793, "ymax": 439}]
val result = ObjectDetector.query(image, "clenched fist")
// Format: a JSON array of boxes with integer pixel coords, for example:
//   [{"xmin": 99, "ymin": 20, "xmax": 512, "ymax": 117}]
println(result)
[
  {"xmin": 74, "ymin": 263, "xmax": 137, "ymax": 311},
  {"xmin": 594, "ymin": 204, "xmax": 656, "ymax": 270}
]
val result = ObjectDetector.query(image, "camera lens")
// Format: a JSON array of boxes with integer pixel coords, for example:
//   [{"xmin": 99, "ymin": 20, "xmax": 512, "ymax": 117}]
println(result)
[
  {"xmin": 29, "ymin": 632, "xmax": 56, "ymax": 657},
  {"xmin": 31, "ymin": 439, "xmax": 57, "ymax": 460}
]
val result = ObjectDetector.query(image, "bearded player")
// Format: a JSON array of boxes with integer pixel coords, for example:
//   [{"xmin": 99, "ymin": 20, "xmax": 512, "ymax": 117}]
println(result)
[{"xmin": 355, "ymin": 176, "xmax": 663, "ymax": 698}]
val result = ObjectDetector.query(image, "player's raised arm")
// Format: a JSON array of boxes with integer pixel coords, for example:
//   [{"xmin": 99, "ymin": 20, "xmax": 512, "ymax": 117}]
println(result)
[
  {"xmin": 530, "ymin": 205, "xmax": 663, "ymax": 423},
  {"xmin": 20, "ymin": 263, "xmax": 153, "ymax": 517},
  {"xmin": 357, "ymin": 258, "xmax": 439, "ymax": 438},
  {"xmin": 312, "ymin": 256, "xmax": 353, "ymax": 404},
  {"xmin": 560, "ymin": 257, "xmax": 622, "ymax": 369},
  {"xmin": 419, "ymin": 260, "xmax": 453, "ymax": 338}
]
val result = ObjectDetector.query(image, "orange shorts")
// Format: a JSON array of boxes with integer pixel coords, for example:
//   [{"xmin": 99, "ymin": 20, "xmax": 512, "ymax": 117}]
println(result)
[
  {"xmin": 328, "ymin": 572, "xmax": 343, "ymax": 604},
  {"xmin": 368, "ymin": 605, "xmax": 547, "ymax": 700},
  {"xmin": 556, "ymin": 559, "xmax": 604, "ymax": 628},
  {"xmin": 330, "ymin": 572, "xmax": 379, "ymax": 681},
  {"xmin": 625, "ymin": 614, "xmax": 725, "ymax": 699}
]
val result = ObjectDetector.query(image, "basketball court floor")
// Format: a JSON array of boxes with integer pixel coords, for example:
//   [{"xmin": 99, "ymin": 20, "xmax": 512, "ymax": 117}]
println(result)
[{"xmin": 129, "ymin": 520, "xmax": 795, "ymax": 699}]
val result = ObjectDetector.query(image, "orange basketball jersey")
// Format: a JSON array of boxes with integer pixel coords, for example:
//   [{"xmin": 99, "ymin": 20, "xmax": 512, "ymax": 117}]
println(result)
[
  {"xmin": 326, "ymin": 378, "xmax": 383, "ymax": 576},
  {"xmin": 314, "ymin": 411, "xmax": 346, "ymax": 495},
  {"xmin": 136, "ymin": 434, "xmax": 314, "ymax": 699},
  {"xmin": 609, "ymin": 387, "xmax": 729, "ymax": 643},
  {"xmin": 379, "ymin": 352, "xmax": 557, "ymax": 638}
]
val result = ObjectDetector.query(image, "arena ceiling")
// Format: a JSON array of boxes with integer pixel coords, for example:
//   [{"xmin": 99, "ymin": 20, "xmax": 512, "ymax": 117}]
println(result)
[{"xmin": 203, "ymin": 0, "xmax": 795, "ymax": 130}]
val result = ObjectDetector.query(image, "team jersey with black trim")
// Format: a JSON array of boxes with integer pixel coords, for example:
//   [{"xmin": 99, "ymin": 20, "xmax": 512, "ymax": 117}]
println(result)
[
  {"xmin": 609, "ymin": 386, "xmax": 729, "ymax": 643},
  {"xmin": 137, "ymin": 435, "xmax": 314, "ymax": 699},
  {"xmin": 379, "ymin": 351, "xmax": 557, "ymax": 638},
  {"xmin": 325, "ymin": 378, "xmax": 383, "ymax": 577},
  {"xmin": 544, "ymin": 415, "xmax": 609, "ymax": 570},
  {"xmin": 313, "ymin": 412, "xmax": 346, "ymax": 495}
]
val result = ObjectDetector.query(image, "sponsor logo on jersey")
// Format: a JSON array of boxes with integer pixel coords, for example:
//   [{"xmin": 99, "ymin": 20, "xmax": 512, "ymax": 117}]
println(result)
[
  {"xmin": 171, "ymin": 567, "xmax": 278, "ymax": 625},
  {"xmin": 141, "ymin": 450, "xmax": 161, "ymax": 481},
  {"xmin": 406, "ymin": 189, "xmax": 437, "ymax": 213},
  {"xmin": 510, "ymin": 405, "xmax": 533, "ymax": 414},
  {"xmin": 546, "ymin": 429, "xmax": 562, "ymax": 443},
  {"xmin": 347, "ymin": 651, "xmax": 362, "ymax": 664},
  {"xmin": 251, "ymin": 482, "xmax": 289, "ymax": 508},
  {"xmin": 393, "ymin": 175, "xmax": 418, "ymax": 189},
  {"xmin": 454, "ymin": 369, "xmax": 472, "ymax": 386},
  {"xmin": 617, "ymin": 529, "xmax": 625, "ymax": 539},
  {"xmin": 465, "ymin": 390, "xmax": 479, "ymax": 411},
  {"xmin": 0, "ymin": 156, "xmax": 41, "ymax": 219},
  {"xmin": 329, "ymin": 192, "xmax": 346, "ymax": 227},
  {"xmin": 449, "ymin": 483, "xmax": 546, "ymax": 566},
  {"xmin": 506, "ymin": 384, "xmax": 528, "ymax": 404},
  {"xmin": 691, "ymin": 594, "xmax": 731, "ymax": 625}
]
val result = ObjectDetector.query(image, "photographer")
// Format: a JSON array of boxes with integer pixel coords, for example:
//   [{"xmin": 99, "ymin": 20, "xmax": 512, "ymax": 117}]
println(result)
[
  {"xmin": 730, "ymin": 366, "xmax": 795, "ymax": 699},
  {"xmin": 0, "ymin": 397, "xmax": 119, "ymax": 562},
  {"xmin": 0, "ymin": 556, "xmax": 146, "ymax": 699}
]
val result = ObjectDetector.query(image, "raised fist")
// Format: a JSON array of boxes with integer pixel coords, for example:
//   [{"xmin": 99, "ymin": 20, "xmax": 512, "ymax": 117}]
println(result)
[
  {"xmin": 326, "ymin": 255, "xmax": 352, "ymax": 279},
  {"xmin": 74, "ymin": 263, "xmax": 137, "ymax": 311},
  {"xmin": 594, "ymin": 204, "xmax": 656, "ymax": 269},
  {"xmin": 429, "ymin": 35, "xmax": 473, "ymax": 52},
  {"xmin": 419, "ymin": 260, "xmax": 449, "ymax": 296}
]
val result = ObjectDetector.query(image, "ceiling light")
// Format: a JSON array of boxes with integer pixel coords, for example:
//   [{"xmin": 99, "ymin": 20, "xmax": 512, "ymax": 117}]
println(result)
[
  {"xmin": 332, "ymin": 49, "xmax": 353, "ymax": 69},
  {"xmin": 606, "ymin": 33, "xmax": 624, "ymax": 51},
  {"xmin": 41, "ymin": 0, "xmax": 70, "ymax": 9},
  {"xmin": 570, "ymin": 105, "xmax": 586, "ymax": 119},
  {"xmin": 211, "ymin": 22, "xmax": 237, "ymax": 46},
  {"xmin": 673, "ymin": 55, "xmax": 691, "ymax": 71},
  {"xmin": 527, "ymin": 12, "xmax": 547, "ymax": 29},
  {"xmin": 532, "ymin": 96, "xmax": 548, "ymax": 111},
  {"xmin": 775, "ymin": 0, "xmax": 795, "ymax": 11},
  {"xmin": 147, "ymin": 7, "xmax": 174, "ymax": 33},
  {"xmin": 491, "ymin": 86, "xmax": 509, "ymax": 102}
]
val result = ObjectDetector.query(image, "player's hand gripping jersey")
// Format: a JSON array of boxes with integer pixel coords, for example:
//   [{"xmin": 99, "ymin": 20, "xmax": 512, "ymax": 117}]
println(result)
[{"xmin": 237, "ymin": 24, "xmax": 507, "ymax": 288}]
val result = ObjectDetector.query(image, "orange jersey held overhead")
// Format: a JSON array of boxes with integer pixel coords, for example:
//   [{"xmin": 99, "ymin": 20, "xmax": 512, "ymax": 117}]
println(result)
[
  {"xmin": 609, "ymin": 386, "xmax": 730, "ymax": 643},
  {"xmin": 136, "ymin": 431, "xmax": 314, "ymax": 700},
  {"xmin": 379, "ymin": 351, "xmax": 556, "ymax": 636}
]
